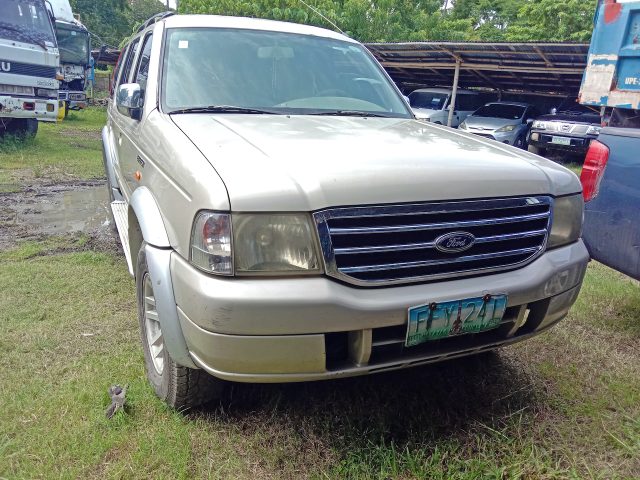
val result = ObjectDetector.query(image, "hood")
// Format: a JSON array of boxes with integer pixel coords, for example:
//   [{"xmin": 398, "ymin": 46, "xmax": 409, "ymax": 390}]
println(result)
[
  {"xmin": 411, "ymin": 107, "xmax": 440, "ymax": 118},
  {"xmin": 171, "ymin": 115, "xmax": 581, "ymax": 211},
  {"xmin": 463, "ymin": 116, "xmax": 519, "ymax": 130},
  {"xmin": 537, "ymin": 111, "xmax": 600, "ymax": 125}
]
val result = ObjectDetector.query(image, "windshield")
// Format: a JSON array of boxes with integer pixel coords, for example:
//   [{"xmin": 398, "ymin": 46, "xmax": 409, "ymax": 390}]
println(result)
[
  {"xmin": 162, "ymin": 28, "xmax": 411, "ymax": 117},
  {"xmin": 472, "ymin": 104, "xmax": 526, "ymax": 120},
  {"xmin": 0, "ymin": 0, "xmax": 56, "ymax": 46},
  {"xmin": 408, "ymin": 92, "xmax": 448, "ymax": 110},
  {"xmin": 56, "ymin": 23, "xmax": 89, "ymax": 65}
]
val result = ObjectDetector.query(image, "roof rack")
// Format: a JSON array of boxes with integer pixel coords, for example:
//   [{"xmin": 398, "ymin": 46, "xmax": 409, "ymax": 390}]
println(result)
[{"xmin": 136, "ymin": 11, "xmax": 175, "ymax": 33}]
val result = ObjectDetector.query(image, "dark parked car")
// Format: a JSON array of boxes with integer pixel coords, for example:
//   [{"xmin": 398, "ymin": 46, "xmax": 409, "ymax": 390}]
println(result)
[{"xmin": 528, "ymin": 98, "xmax": 601, "ymax": 157}]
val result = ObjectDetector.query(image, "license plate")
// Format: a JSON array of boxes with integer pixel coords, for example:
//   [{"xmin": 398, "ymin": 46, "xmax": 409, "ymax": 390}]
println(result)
[
  {"xmin": 406, "ymin": 295, "xmax": 508, "ymax": 347},
  {"xmin": 551, "ymin": 136, "xmax": 571, "ymax": 146}
]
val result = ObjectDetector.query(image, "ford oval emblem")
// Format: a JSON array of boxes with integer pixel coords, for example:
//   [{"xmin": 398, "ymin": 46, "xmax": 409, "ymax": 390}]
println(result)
[{"xmin": 434, "ymin": 231, "xmax": 476, "ymax": 253}]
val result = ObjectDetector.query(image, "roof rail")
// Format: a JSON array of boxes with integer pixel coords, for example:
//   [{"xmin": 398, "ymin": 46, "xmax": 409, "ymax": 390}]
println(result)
[{"xmin": 136, "ymin": 11, "xmax": 175, "ymax": 33}]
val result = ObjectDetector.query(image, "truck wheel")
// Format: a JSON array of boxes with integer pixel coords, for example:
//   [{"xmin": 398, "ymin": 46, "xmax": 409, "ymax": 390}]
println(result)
[
  {"xmin": 527, "ymin": 145, "xmax": 546, "ymax": 156},
  {"xmin": 136, "ymin": 244, "xmax": 225, "ymax": 410}
]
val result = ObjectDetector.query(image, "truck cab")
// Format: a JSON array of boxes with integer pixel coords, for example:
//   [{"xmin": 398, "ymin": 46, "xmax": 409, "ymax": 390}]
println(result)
[
  {"xmin": 48, "ymin": 0, "xmax": 90, "ymax": 117},
  {"xmin": 0, "ymin": 0, "xmax": 59, "ymax": 136}
]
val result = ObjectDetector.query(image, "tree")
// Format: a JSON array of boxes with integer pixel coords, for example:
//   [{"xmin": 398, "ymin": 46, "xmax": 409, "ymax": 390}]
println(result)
[
  {"xmin": 70, "ymin": 0, "xmax": 131, "ymax": 47},
  {"xmin": 505, "ymin": 0, "xmax": 596, "ymax": 42}
]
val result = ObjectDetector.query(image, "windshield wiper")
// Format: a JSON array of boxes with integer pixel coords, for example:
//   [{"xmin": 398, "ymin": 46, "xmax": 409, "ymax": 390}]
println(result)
[
  {"xmin": 0, "ymin": 24, "xmax": 48, "ymax": 50},
  {"xmin": 306, "ymin": 110, "xmax": 390, "ymax": 117},
  {"xmin": 169, "ymin": 105, "xmax": 279, "ymax": 115}
]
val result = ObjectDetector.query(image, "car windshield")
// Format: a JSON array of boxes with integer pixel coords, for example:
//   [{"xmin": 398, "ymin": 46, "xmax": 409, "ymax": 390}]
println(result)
[
  {"xmin": 408, "ymin": 91, "xmax": 448, "ymax": 110},
  {"xmin": 162, "ymin": 28, "xmax": 411, "ymax": 117},
  {"xmin": 56, "ymin": 24, "xmax": 89, "ymax": 65},
  {"xmin": 472, "ymin": 104, "xmax": 526, "ymax": 120},
  {"xmin": 0, "ymin": 0, "xmax": 56, "ymax": 47}
]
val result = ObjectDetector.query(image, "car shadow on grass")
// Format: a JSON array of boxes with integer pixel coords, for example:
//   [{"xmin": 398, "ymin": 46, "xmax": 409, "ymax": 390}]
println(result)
[{"xmin": 195, "ymin": 351, "xmax": 543, "ymax": 460}]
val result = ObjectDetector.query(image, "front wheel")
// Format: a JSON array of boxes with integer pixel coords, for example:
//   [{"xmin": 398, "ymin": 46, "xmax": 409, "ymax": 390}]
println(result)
[
  {"xmin": 137, "ymin": 244, "xmax": 225, "ymax": 410},
  {"xmin": 514, "ymin": 134, "xmax": 527, "ymax": 150}
]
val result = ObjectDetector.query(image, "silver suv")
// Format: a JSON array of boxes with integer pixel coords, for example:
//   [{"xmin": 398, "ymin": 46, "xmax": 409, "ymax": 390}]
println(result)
[{"xmin": 103, "ymin": 13, "xmax": 589, "ymax": 409}]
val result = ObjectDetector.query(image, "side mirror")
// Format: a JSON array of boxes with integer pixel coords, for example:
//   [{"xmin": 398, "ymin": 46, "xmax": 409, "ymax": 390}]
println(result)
[
  {"xmin": 550, "ymin": 107, "xmax": 557, "ymax": 115},
  {"xmin": 116, "ymin": 83, "xmax": 143, "ymax": 120},
  {"xmin": 526, "ymin": 118, "xmax": 534, "ymax": 124}
]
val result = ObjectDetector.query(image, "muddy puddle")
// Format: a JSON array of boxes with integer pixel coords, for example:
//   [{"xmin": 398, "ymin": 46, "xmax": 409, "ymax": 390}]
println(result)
[{"xmin": 0, "ymin": 181, "xmax": 116, "ymax": 251}]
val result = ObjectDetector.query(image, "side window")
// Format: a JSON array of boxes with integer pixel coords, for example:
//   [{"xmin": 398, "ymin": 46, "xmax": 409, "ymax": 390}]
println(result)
[
  {"xmin": 110, "ymin": 45, "xmax": 128, "ymax": 97},
  {"xmin": 134, "ymin": 34, "xmax": 153, "ymax": 101},
  {"xmin": 456, "ymin": 95, "xmax": 477, "ymax": 111},
  {"xmin": 118, "ymin": 37, "xmax": 141, "ymax": 89}
]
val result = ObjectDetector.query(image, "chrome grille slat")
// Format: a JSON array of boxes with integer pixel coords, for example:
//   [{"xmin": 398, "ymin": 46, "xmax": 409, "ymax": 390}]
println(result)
[
  {"xmin": 313, "ymin": 196, "xmax": 553, "ymax": 287},
  {"xmin": 340, "ymin": 247, "xmax": 539, "ymax": 273},
  {"xmin": 328, "ymin": 211, "xmax": 549, "ymax": 235},
  {"xmin": 333, "ymin": 229, "xmax": 547, "ymax": 255}
]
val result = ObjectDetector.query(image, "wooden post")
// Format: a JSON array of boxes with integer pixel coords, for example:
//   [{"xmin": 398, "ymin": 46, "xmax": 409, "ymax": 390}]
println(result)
[{"xmin": 447, "ymin": 59, "xmax": 461, "ymax": 128}]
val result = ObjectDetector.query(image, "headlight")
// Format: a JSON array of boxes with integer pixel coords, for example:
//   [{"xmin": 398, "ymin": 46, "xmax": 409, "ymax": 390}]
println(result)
[
  {"xmin": 458, "ymin": 121, "xmax": 467, "ymax": 130},
  {"xmin": 548, "ymin": 195, "xmax": 583, "ymax": 249},
  {"xmin": 190, "ymin": 212, "xmax": 233, "ymax": 275},
  {"xmin": 496, "ymin": 124, "xmax": 516, "ymax": 132},
  {"xmin": 233, "ymin": 213, "xmax": 321, "ymax": 275},
  {"xmin": 36, "ymin": 88, "xmax": 58, "ymax": 99},
  {"xmin": 533, "ymin": 121, "xmax": 547, "ymax": 129},
  {"xmin": 586, "ymin": 125, "xmax": 601, "ymax": 135}
]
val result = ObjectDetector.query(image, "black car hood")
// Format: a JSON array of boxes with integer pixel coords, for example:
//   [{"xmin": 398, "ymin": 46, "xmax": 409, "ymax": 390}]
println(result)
[{"xmin": 537, "ymin": 111, "xmax": 600, "ymax": 125}]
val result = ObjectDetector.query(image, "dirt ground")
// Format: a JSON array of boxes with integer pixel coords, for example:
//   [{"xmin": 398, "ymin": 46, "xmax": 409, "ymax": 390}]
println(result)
[{"xmin": 0, "ymin": 179, "xmax": 120, "ymax": 253}]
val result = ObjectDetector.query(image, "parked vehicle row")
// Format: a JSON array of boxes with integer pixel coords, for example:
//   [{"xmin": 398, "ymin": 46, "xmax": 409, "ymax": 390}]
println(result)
[
  {"xmin": 407, "ymin": 89, "xmax": 604, "ymax": 155},
  {"xmin": 0, "ymin": 0, "xmax": 90, "ymax": 138}
]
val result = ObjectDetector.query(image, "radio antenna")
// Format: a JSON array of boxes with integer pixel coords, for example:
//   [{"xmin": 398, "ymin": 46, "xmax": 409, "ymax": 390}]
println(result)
[{"xmin": 297, "ymin": 0, "xmax": 345, "ymax": 35}]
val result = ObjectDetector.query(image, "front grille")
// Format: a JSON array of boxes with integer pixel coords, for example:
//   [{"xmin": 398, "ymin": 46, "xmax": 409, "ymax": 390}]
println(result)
[
  {"xmin": 472, "ymin": 132, "xmax": 495, "ymax": 140},
  {"xmin": 313, "ymin": 196, "xmax": 552, "ymax": 286}
]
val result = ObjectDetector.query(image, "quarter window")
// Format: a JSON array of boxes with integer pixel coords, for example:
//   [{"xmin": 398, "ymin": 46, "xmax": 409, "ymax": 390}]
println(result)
[
  {"xmin": 134, "ymin": 34, "xmax": 153, "ymax": 101},
  {"xmin": 117, "ymin": 37, "xmax": 141, "ymax": 88}
]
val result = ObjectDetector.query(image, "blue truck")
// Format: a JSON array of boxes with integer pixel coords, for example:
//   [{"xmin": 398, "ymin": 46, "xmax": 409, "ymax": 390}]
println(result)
[{"xmin": 579, "ymin": 0, "xmax": 640, "ymax": 280}]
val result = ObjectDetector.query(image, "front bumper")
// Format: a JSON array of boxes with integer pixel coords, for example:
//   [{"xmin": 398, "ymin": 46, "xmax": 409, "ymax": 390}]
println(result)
[
  {"xmin": 171, "ymin": 241, "xmax": 589, "ymax": 382},
  {"xmin": 0, "ymin": 95, "xmax": 58, "ymax": 120},
  {"xmin": 529, "ymin": 131, "xmax": 596, "ymax": 154},
  {"xmin": 465, "ymin": 128, "xmax": 519, "ymax": 145}
]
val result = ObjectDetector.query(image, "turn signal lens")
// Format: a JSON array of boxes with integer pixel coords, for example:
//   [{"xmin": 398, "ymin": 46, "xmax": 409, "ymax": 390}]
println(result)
[
  {"xmin": 580, "ymin": 140, "xmax": 609, "ymax": 202},
  {"xmin": 190, "ymin": 212, "xmax": 232, "ymax": 275}
]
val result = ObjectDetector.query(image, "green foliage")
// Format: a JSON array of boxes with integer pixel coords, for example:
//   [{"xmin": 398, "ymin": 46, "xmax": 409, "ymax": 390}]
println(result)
[
  {"xmin": 70, "ymin": 0, "xmax": 167, "ymax": 47},
  {"xmin": 178, "ymin": 0, "xmax": 596, "ymax": 43}
]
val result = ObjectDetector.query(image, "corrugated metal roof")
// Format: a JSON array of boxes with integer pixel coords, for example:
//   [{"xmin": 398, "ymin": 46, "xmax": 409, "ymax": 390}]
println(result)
[{"xmin": 365, "ymin": 42, "xmax": 590, "ymax": 95}]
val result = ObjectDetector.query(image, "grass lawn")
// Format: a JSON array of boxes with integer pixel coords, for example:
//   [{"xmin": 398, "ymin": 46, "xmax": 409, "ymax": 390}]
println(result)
[
  {"xmin": 0, "ymin": 108, "xmax": 106, "ymax": 191},
  {"xmin": 0, "ymin": 241, "xmax": 638, "ymax": 479}
]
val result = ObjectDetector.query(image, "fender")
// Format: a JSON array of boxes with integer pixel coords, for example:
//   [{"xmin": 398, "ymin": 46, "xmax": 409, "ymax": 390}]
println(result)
[
  {"xmin": 145, "ymin": 245, "xmax": 198, "ymax": 369},
  {"xmin": 127, "ymin": 190, "xmax": 196, "ymax": 368},
  {"xmin": 129, "ymin": 186, "xmax": 171, "ymax": 248},
  {"xmin": 101, "ymin": 125, "xmax": 123, "ymax": 201}
]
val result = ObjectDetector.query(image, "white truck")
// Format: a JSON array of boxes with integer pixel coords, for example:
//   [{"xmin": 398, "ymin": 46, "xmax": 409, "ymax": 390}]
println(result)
[
  {"xmin": 48, "ymin": 0, "xmax": 90, "ymax": 117},
  {"xmin": 0, "ymin": 0, "xmax": 59, "ymax": 136}
]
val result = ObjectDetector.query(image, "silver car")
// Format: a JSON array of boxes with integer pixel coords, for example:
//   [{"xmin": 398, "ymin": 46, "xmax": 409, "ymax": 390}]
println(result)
[
  {"xmin": 103, "ymin": 14, "xmax": 588, "ymax": 410},
  {"xmin": 459, "ymin": 102, "xmax": 538, "ymax": 149}
]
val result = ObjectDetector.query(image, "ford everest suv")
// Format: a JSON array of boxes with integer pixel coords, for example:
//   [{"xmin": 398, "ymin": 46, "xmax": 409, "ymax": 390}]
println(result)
[{"xmin": 103, "ymin": 13, "xmax": 589, "ymax": 409}]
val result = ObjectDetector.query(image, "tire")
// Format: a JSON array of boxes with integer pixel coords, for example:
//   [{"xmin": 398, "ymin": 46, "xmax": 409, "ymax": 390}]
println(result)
[
  {"xmin": 527, "ymin": 145, "xmax": 546, "ymax": 156},
  {"xmin": 64, "ymin": 102, "xmax": 70, "ymax": 118},
  {"xmin": 136, "ymin": 244, "xmax": 225, "ymax": 410},
  {"xmin": 514, "ymin": 134, "xmax": 526, "ymax": 150}
]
